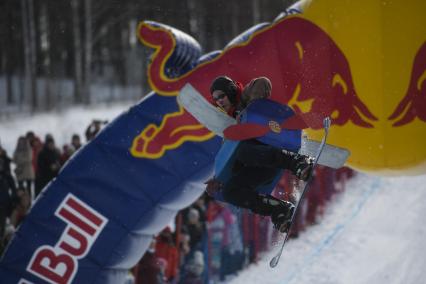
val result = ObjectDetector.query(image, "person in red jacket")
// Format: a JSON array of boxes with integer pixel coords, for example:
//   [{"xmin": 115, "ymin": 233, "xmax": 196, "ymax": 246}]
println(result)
[
  {"xmin": 155, "ymin": 227, "xmax": 179, "ymax": 282},
  {"xmin": 206, "ymin": 76, "xmax": 313, "ymax": 232},
  {"xmin": 135, "ymin": 239, "xmax": 165, "ymax": 284}
]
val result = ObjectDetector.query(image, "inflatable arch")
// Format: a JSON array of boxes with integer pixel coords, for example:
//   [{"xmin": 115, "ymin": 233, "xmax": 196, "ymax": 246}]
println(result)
[
  {"xmin": 1, "ymin": 0, "xmax": 425, "ymax": 282},
  {"xmin": 0, "ymin": 22, "xmax": 221, "ymax": 284}
]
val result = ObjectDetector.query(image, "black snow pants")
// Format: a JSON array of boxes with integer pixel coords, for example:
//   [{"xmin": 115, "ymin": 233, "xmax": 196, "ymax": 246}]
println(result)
[{"xmin": 221, "ymin": 139, "xmax": 294, "ymax": 213}]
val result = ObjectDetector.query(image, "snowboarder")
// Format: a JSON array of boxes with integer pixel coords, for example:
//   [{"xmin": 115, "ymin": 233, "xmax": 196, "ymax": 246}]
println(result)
[{"xmin": 205, "ymin": 76, "xmax": 314, "ymax": 232}]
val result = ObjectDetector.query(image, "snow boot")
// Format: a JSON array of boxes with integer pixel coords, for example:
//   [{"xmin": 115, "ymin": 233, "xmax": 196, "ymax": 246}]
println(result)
[
  {"xmin": 271, "ymin": 205, "xmax": 295, "ymax": 233},
  {"xmin": 294, "ymin": 155, "xmax": 314, "ymax": 181},
  {"xmin": 281, "ymin": 149, "xmax": 314, "ymax": 181},
  {"xmin": 252, "ymin": 194, "xmax": 295, "ymax": 233}
]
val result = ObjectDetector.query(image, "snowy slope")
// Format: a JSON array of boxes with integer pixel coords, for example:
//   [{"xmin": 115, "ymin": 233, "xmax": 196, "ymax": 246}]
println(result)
[
  {"xmin": 2, "ymin": 105, "xmax": 426, "ymax": 284},
  {"xmin": 0, "ymin": 103, "xmax": 131, "ymax": 155},
  {"xmin": 230, "ymin": 174, "xmax": 426, "ymax": 284}
]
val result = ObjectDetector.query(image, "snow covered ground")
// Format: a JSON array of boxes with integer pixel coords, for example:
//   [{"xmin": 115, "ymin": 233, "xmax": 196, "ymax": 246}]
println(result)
[
  {"xmin": 1, "ymin": 104, "xmax": 426, "ymax": 284},
  {"xmin": 230, "ymin": 173, "xmax": 426, "ymax": 284},
  {"xmin": 0, "ymin": 103, "xmax": 132, "ymax": 155}
]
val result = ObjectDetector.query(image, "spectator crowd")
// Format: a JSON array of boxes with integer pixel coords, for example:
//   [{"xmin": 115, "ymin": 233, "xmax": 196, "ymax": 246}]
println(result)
[
  {"xmin": 0, "ymin": 119, "xmax": 105, "ymax": 254},
  {"xmin": 0, "ymin": 119, "xmax": 355, "ymax": 284},
  {"xmin": 133, "ymin": 165, "xmax": 354, "ymax": 284}
]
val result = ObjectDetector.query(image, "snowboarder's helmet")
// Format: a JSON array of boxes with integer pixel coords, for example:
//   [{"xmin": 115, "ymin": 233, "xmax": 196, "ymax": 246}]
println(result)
[{"xmin": 210, "ymin": 76, "xmax": 239, "ymax": 105}]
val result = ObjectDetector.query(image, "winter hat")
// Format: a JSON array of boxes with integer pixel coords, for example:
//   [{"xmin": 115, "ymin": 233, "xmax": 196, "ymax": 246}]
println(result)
[
  {"xmin": 187, "ymin": 208, "xmax": 200, "ymax": 224},
  {"xmin": 210, "ymin": 76, "xmax": 242, "ymax": 105},
  {"xmin": 45, "ymin": 134, "xmax": 55, "ymax": 144}
]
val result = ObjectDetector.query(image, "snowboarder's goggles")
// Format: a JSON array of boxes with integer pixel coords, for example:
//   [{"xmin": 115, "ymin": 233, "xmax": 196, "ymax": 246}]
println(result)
[{"xmin": 212, "ymin": 92, "xmax": 227, "ymax": 101}]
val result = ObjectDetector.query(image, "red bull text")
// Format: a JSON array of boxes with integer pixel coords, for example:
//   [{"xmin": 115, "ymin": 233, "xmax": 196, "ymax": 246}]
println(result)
[{"xmin": 25, "ymin": 194, "xmax": 108, "ymax": 284}]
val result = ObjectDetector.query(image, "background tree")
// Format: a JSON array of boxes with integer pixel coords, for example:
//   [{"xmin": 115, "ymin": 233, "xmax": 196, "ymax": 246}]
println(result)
[{"xmin": 0, "ymin": 0, "xmax": 297, "ymax": 117}]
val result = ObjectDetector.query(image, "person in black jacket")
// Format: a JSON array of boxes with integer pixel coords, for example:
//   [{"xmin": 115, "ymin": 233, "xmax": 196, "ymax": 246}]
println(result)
[
  {"xmin": 0, "ymin": 146, "xmax": 17, "ymax": 252},
  {"xmin": 206, "ymin": 76, "xmax": 314, "ymax": 232},
  {"xmin": 35, "ymin": 135, "xmax": 61, "ymax": 197}
]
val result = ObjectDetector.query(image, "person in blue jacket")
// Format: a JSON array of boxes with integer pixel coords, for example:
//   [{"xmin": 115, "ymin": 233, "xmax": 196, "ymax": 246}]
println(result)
[{"xmin": 206, "ymin": 76, "xmax": 313, "ymax": 232}]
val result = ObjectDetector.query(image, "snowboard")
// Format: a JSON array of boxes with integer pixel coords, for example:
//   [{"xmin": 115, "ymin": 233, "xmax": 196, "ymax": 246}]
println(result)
[{"xmin": 269, "ymin": 117, "xmax": 330, "ymax": 267}]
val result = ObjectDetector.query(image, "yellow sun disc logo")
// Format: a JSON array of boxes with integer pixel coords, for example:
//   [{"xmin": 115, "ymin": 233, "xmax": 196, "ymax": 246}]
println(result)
[{"xmin": 268, "ymin": 120, "xmax": 281, "ymax": 133}]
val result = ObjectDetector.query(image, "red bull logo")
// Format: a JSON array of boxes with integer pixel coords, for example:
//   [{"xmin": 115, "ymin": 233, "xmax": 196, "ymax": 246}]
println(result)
[
  {"xmin": 388, "ymin": 42, "xmax": 426, "ymax": 127},
  {"xmin": 296, "ymin": 0, "xmax": 426, "ymax": 174},
  {"xmin": 130, "ymin": 106, "xmax": 215, "ymax": 159},
  {"xmin": 26, "ymin": 194, "xmax": 108, "ymax": 284},
  {"xmin": 132, "ymin": 16, "xmax": 379, "ymax": 159}
]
